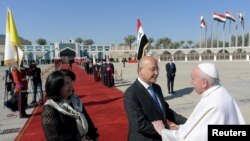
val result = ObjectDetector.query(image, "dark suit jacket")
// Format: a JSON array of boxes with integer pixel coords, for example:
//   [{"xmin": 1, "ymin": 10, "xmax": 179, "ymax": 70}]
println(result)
[
  {"xmin": 124, "ymin": 79, "xmax": 186, "ymax": 141},
  {"xmin": 31, "ymin": 67, "xmax": 42, "ymax": 83},
  {"xmin": 166, "ymin": 63, "xmax": 176, "ymax": 78}
]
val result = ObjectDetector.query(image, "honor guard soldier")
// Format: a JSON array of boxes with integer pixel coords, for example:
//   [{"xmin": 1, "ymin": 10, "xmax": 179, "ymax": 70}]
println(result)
[
  {"xmin": 29, "ymin": 62, "xmax": 43, "ymax": 104},
  {"xmin": 20, "ymin": 65, "xmax": 29, "ymax": 112},
  {"xmin": 5, "ymin": 66, "xmax": 30, "ymax": 118}
]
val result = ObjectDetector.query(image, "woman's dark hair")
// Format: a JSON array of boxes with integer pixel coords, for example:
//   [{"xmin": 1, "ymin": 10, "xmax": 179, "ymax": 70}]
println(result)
[
  {"xmin": 61, "ymin": 69, "xmax": 76, "ymax": 81},
  {"xmin": 45, "ymin": 70, "xmax": 65, "ymax": 101}
]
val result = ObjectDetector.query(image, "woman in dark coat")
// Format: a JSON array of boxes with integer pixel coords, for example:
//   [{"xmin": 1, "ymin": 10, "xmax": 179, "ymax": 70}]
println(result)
[{"xmin": 42, "ymin": 70, "xmax": 99, "ymax": 141}]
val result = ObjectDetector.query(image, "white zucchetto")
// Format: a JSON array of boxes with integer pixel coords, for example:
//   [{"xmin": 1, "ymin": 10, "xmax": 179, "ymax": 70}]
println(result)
[{"xmin": 198, "ymin": 63, "xmax": 219, "ymax": 78}]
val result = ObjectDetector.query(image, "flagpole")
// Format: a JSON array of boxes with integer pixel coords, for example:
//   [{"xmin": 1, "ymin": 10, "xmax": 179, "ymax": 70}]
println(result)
[
  {"xmin": 249, "ymin": 17, "xmax": 250, "ymax": 47},
  {"xmin": 235, "ymin": 23, "xmax": 238, "ymax": 47},
  {"xmin": 223, "ymin": 22, "xmax": 225, "ymax": 49},
  {"xmin": 229, "ymin": 20, "xmax": 231, "ymax": 47},
  {"xmin": 205, "ymin": 24, "xmax": 207, "ymax": 48},
  {"xmin": 200, "ymin": 27, "xmax": 202, "ymax": 48},
  {"xmin": 242, "ymin": 24, "xmax": 244, "ymax": 47},
  {"xmin": 242, "ymin": 16, "xmax": 244, "ymax": 47},
  {"xmin": 200, "ymin": 15, "xmax": 202, "ymax": 48},
  {"xmin": 249, "ymin": 20, "xmax": 250, "ymax": 47},
  {"xmin": 15, "ymin": 46, "xmax": 20, "ymax": 67},
  {"xmin": 205, "ymin": 15, "xmax": 208, "ymax": 48},
  {"xmin": 211, "ymin": 18, "xmax": 213, "ymax": 48},
  {"xmin": 236, "ymin": 22, "xmax": 238, "ymax": 47},
  {"xmin": 217, "ymin": 21, "xmax": 219, "ymax": 47}
]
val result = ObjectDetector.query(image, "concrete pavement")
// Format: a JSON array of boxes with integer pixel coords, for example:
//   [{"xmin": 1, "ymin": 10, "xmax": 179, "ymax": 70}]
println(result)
[
  {"xmin": 0, "ymin": 60, "xmax": 250, "ymax": 141},
  {"xmin": 115, "ymin": 61, "xmax": 250, "ymax": 123},
  {"xmin": 0, "ymin": 64, "xmax": 54, "ymax": 141}
]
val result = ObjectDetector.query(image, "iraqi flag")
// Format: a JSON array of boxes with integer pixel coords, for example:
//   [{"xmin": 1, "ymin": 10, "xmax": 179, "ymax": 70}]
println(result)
[
  {"xmin": 213, "ymin": 12, "xmax": 226, "ymax": 23},
  {"xmin": 4, "ymin": 8, "xmax": 24, "ymax": 67},
  {"xmin": 137, "ymin": 19, "xmax": 149, "ymax": 60},
  {"xmin": 225, "ymin": 11, "xmax": 236, "ymax": 22},
  {"xmin": 200, "ymin": 16, "xmax": 206, "ymax": 28}
]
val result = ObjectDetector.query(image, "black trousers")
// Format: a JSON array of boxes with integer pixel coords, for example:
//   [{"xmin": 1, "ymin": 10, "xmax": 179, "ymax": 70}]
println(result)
[
  {"xmin": 32, "ymin": 82, "xmax": 43, "ymax": 102},
  {"xmin": 167, "ymin": 77, "xmax": 175, "ymax": 93}
]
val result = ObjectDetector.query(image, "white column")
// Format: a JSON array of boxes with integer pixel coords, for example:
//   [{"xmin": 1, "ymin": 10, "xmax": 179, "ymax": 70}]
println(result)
[
  {"xmin": 50, "ymin": 50, "xmax": 53, "ymax": 60},
  {"xmin": 199, "ymin": 54, "xmax": 202, "ymax": 61},
  {"xmin": 75, "ymin": 43, "xmax": 80, "ymax": 58},
  {"xmin": 25, "ymin": 53, "xmax": 28, "ymax": 61},
  {"xmin": 246, "ymin": 54, "xmax": 249, "ymax": 61},
  {"xmin": 214, "ymin": 54, "xmax": 217, "ymax": 61},
  {"xmin": 25, "ymin": 46, "xmax": 28, "ymax": 63},
  {"xmin": 54, "ymin": 43, "xmax": 60, "ymax": 59},
  {"xmin": 229, "ymin": 54, "xmax": 233, "ymax": 61},
  {"xmin": 185, "ymin": 55, "xmax": 188, "ymax": 62},
  {"xmin": 32, "ymin": 46, "xmax": 35, "ymax": 61}
]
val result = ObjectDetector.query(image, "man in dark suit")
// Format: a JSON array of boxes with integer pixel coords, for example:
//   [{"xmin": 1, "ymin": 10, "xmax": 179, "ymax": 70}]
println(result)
[
  {"xmin": 166, "ymin": 58, "xmax": 176, "ymax": 94},
  {"xmin": 124, "ymin": 56, "xmax": 186, "ymax": 141},
  {"xmin": 29, "ymin": 62, "xmax": 43, "ymax": 104}
]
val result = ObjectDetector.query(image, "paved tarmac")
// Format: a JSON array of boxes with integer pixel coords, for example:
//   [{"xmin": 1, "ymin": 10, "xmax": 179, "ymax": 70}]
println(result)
[
  {"xmin": 0, "ymin": 64, "xmax": 54, "ymax": 141},
  {"xmin": 0, "ymin": 61, "xmax": 250, "ymax": 141},
  {"xmin": 115, "ymin": 61, "xmax": 250, "ymax": 123}
]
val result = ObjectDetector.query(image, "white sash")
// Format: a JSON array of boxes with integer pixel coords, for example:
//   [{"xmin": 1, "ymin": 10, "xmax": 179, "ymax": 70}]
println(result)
[{"xmin": 44, "ymin": 99, "xmax": 88, "ymax": 137}]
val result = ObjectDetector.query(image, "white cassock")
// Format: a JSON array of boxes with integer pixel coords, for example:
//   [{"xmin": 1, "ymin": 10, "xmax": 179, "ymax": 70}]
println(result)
[{"xmin": 161, "ymin": 85, "xmax": 245, "ymax": 141}]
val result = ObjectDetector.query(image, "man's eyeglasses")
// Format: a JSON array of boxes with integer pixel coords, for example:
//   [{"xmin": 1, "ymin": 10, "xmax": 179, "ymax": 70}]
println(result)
[{"xmin": 148, "ymin": 67, "xmax": 160, "ymax": 72}]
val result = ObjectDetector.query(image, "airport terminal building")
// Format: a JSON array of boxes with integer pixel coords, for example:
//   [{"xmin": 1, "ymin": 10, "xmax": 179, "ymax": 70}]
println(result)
[{"xmin": 1, "ymin": 42, "xmax": 250, "ymax": 65}]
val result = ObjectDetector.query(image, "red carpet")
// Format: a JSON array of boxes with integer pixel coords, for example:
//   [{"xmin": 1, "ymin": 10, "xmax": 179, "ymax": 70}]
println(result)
[{"xmin": 15, "ymin": 64, "xmax": 128, "ymax": 141}]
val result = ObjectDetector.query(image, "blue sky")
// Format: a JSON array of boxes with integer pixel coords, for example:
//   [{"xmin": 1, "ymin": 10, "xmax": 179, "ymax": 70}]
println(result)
[{"xmin": 0, "ymin": 0, "xmax": 250, "ymax": 45}]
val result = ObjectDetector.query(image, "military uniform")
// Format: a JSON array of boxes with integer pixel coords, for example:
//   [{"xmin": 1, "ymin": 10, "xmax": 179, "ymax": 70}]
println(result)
[
  {"xmin": 30, "ymin": 63, "xmax": 43, "ymax": 104},
  {"xmin": 5, "ymin": 67, "xmax": 29, "ymax": 118}
]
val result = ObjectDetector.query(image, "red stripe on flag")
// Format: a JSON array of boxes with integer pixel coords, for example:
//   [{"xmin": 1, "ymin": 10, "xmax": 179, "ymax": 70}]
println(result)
[{"xmin": 137, "ymin": 19, "xmax": 141, "ymax": 32}]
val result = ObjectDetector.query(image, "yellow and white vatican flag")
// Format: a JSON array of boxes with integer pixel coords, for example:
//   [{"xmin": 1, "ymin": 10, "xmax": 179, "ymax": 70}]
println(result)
[{"xmin": 4, "ymin": 8, "xmax": 24, "ymax": 67}]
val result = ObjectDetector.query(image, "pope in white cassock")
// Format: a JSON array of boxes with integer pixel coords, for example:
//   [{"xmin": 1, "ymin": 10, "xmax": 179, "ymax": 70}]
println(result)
[{"xmin": 152, "ymin": 63, "xmax": 245, "ymax": 141}]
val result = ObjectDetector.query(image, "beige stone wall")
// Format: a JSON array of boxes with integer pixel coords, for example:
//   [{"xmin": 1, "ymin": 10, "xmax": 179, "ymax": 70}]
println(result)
[{"xmin": 0, "ymin": 45, "xmax": 4, "ymax": 60}]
